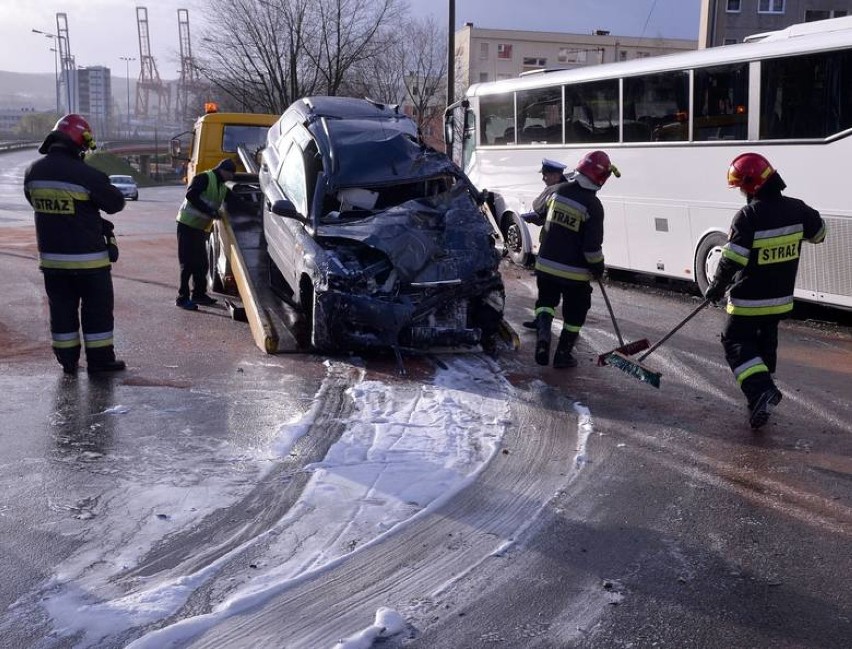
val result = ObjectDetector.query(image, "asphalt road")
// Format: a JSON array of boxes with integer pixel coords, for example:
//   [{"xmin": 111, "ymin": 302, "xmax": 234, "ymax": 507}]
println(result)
[{"xmin": 0, "ymin": 148, "xmax": 850, "ymax": 648}]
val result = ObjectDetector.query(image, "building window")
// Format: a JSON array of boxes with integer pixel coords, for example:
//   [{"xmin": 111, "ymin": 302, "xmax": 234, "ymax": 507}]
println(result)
[
  {"xmin": 558, "ymin": 48, "xmax": 587, "ymax": 64},
  {"xmin": 479, "ymin": 42, "xmax": 489, "ymax": 59},
  {"xmin": 523, "ymin": 57, "xmax": 547, "ymax": 68},
  {"xmin": 757, "ymin": 0, "xmax": 784, "ymax": 14},
  {"xmin": 726, "ymin": 0, "xmax": 741, "ymax": 12},
  {"xmin": 805, "ymin": 9, "xmax": 847, "ymax": 21},
  {"xmin": 497, "ymin": 44, "xmax": 513, "ymax": 59},
  {"xmin": 479, "ymin": 72, "xmax": 489, "ymax": 82},
  {"xmin": 619, "ymin": 50, "xmax": 628, "ymax": 61}
]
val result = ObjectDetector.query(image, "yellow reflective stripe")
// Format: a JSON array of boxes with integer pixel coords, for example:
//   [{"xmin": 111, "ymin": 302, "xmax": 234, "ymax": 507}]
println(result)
[
  {"xmin": 726, "ymin": 302, "xmax": 793, "ymax": 316},
  {"xmin": 584, "ymin": 249, "xmax": 604, "ymax": 264},
  {"xmin": 753, "ymin": 232, "xmax": 803, "ymax": 248},
  {"xmin": 722, "ymin": 246, "xmax": 749, "ymax": 266},
  {"xmin": 736, "ymin": 362, "xmax": 770, "ymax": 385},
  {"xmin": 52, "ymin": 332, "xmax": 81, "ymax": 349},
  {"xmin": 40, "ymin": 251, "xmax": 110, "ymax": 270},
  {"xmin": 535, "ymin": 306, "xmax": 556, "ymax": 317},
  {"xmin": 535, "ymin": 258, "xmax": 591, "ymax": 282},
  {"xmin": 562, "ymin": 323, "xmax": 582, "ymax": 333},
  {"xmin": 84, "ymin": 338, "xmax": 114, "ymax": 349},
  {"xmin": 808, "ymin": 223, "xmax": 827, "ymax": 244}
]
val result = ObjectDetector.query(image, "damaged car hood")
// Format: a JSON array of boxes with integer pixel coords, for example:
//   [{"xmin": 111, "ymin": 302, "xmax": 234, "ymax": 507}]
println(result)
[{"xmin": 316, "ymin": 192, "xmax": 496, "ymax": 284}]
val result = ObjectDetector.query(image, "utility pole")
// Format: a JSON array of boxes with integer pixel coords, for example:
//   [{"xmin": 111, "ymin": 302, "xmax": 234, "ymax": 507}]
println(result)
[
  {"xmin": 447, "ymin": 0, "xmax": 455, "ymax": 105},
  {"xmin": 120, "ymin": 56, "xmax": 136, "ymax": 138},
  {"xmin": 31, "ymin": 29, "xmax": 60, "ymax": 115}
]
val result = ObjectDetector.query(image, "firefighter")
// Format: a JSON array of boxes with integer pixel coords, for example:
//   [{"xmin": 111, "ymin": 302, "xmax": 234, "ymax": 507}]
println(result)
[
  {"xmin": 706, "ymin": 153, "xmax": 826, "ymax": 429},
  {"xmin": 527, "ymin": 151, "xmax": 620, "ymax": 368},
  {"xmin": 174, "ymin": 158, "xmax": 237, "ymax": 310},
  {"xmin": 521, "ymin": 158, "xmax": 570, "ymax": 330},
  {"xmin": 24, "ymin": 114, "xmax": 127, "ymax": 375}
]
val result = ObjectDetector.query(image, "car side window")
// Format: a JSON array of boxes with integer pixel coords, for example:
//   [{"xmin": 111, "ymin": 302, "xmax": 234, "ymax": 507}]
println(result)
[{"xmin": 276, "ymin": 143, "xmax": 308, "ymax": 216}]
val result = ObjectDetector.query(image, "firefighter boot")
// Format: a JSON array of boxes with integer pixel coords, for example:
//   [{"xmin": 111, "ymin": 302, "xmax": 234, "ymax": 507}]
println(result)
[
  {"xmin": 535, "ymin": 314, "xmax": 553, "ymax": 366},
  {"xmin": 552, "ymin": 330, "xmax": 579, "ymax": 369}
]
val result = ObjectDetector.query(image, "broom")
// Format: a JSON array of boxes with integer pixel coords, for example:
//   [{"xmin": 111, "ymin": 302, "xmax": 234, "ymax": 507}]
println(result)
[
  {"xmin": 595, "ymin": 279, "xmax": 650, "ymax": 366},
  {"xmin": 602, "ymin": 297, "xmax": 713, "ymax": 388}
]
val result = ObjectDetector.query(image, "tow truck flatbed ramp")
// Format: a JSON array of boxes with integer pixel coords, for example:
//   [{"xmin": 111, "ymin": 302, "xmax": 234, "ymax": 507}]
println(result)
[{"xmin": 218, "ymin": 209, "xmax": 305, "ymax": 354}]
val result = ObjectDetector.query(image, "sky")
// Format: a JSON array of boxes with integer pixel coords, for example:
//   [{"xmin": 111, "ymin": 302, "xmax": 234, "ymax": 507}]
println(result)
[
  {"xmin": 0, "ymin": 0, "xmax": 702, "ymax": 77},
  {"xmin": 0, "ymin": 355, "xmax": 592, "ymax": 646}
]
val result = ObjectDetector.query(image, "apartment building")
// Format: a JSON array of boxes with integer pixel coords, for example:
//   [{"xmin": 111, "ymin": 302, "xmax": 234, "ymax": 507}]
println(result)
[
  {"xmin": 454, "ymin": 23, "xmax": 697, "ymax": 90},
  {"xmin": 76, "ymin": 66, "xmax": 113, "ymax": 138},
  {"xmin": 700, "ymin": 0, "xmax": 852, "ymax": 46}
]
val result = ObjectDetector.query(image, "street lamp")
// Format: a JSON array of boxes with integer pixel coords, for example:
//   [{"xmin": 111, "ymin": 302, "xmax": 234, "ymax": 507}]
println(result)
[
  {"xmin": 32, "ymin": 28, "xmax": 60, "ymax": 115},
  {"xmin": 120, "ymin": 56, "xmax": 136, "ymax": 138}
]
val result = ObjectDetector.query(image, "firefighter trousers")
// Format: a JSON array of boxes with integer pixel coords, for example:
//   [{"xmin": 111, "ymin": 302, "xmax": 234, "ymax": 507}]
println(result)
[
  {"xmin": 177, "ymin": 222, "xmax": 210, "ymax": 299},
  {"xmin": 534, "ymin": 275, "xmax": 592, "ymax": 331},
  {"xmin": 43, "ymin": 269, "xmax": 117, "ymax": 368},
  {"xmin": 721, "ymin": 313, "xmax": 781, "ymax": 406}
]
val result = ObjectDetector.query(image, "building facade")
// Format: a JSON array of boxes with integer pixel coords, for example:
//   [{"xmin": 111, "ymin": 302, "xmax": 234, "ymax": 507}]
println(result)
[
  {"xmin": 699, "ymin": 0, "xmax": 852, "ymax": 47},
  {"xmin": 76, "ymin": 66, "xmax": 113, "ymax": 138},
  {"xmin": 454, "ymin": 23, "xmax": 697, "ymax": 91}
]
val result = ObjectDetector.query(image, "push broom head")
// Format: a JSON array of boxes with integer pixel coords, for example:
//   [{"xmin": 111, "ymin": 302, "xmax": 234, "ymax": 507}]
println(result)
[
  {"xmin": 596, "ymin": 338, "xmax": 651, "ymax": 366},
  {"xmin": 602, "ymin": 351, "xmax": 662, "ymax": 388}
]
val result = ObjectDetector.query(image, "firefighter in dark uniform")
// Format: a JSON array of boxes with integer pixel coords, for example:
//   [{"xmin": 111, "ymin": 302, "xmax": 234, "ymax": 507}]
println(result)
[
  {"xmin": 175, "ymin": 158, "xmax": 237, "ymax": 310},
  {"xmin": 24, "ymin": 114, "xmax": 127, "ymax": 375},
  {"xmin": 521, "ymin": 158, "xmax": 569, "ymax": 330},
  {"xmin": 525, "ymin": 151, "xmax": 620, "ymax": 368},
  {"xmin": 706, "ymin": 153, "xmax": 827, "ymax": 429}
]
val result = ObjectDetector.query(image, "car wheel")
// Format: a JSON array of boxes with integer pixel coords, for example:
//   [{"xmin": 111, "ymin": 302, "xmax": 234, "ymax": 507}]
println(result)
[
  {"xmin": 132, "ymin": 194, "xmax": 138, "ymax": 201},
  {"xmin": 502, "ymin": 213, "xmax": 531, "ymax": 267},
  {"xmin": 694, "ymin": 232, "xmax": 728, "ymax": 295},
  {"xmin": 206, "ymin": 236, "xmax": 225, "ymax": 294}
]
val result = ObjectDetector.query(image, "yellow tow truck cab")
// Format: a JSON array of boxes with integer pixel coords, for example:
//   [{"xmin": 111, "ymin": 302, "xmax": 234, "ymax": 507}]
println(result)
[{"xmin": 171, "ymin": 103, "xmax": 278, "ymax": 183}]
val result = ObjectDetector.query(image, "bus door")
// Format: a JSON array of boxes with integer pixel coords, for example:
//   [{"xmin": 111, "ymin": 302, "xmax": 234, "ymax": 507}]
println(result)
[{"xmin": 444, "ymin": 100, "xmax": 475, "ymax": 172}]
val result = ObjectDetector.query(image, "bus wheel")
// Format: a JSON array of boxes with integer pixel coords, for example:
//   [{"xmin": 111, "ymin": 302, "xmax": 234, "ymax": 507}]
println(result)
[
  {"xmin": 695, "ymin": 232, "xmax": 727, "ymax": 295},
  {"xmin": 502, "ymin": 213, "xmax": 531, "ymax": 267}
]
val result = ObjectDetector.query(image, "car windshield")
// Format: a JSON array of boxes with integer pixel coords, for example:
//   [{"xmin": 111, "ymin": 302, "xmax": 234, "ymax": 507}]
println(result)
[{"xmin": 110, "ymin": 176, "xmax": 134, "ymax": 184}]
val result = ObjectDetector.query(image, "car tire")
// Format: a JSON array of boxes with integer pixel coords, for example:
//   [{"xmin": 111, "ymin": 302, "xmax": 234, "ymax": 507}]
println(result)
[
  {"xmin": 501, "ymin": 212, "xmax": 532, "ymax": 267},
  {"xmin": 694, "ymin": 232, "xmax": 728, "ymax": 296},
  {"xmin": 206, "ymin": 236, "xmax": 225, "ymax": 294}
]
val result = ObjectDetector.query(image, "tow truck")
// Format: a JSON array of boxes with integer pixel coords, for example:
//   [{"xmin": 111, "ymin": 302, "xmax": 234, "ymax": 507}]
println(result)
[{"xmin": 171, "ymin": 102, "xmax": 519, "ymax": 359}]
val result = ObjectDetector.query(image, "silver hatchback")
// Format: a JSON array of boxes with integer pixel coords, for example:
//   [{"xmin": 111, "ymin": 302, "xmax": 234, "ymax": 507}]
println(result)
[{"xmin": 108, "ymin": 175, "xmax": 139, "ymax": 201}]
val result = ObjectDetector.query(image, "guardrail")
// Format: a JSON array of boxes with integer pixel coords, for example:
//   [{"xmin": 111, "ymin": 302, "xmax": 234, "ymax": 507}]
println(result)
[{"xmin": 0, "ymin": 141, "xmax": 39, "ymax": 153}]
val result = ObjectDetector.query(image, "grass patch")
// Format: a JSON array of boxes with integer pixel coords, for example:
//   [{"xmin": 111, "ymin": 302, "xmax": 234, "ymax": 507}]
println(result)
[{"xmin": 85, "ymin": 151, "xmax": 170, "ymax": 187}]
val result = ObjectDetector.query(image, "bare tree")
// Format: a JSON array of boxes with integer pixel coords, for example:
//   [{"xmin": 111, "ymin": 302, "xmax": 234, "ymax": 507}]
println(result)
[
  {"xmin": 399, "ymin": 16, "xmax": 448, "ymax": 145},
  {"xmin": 194, "ymin": 0, "xmax": 406, "ymax": 114}
]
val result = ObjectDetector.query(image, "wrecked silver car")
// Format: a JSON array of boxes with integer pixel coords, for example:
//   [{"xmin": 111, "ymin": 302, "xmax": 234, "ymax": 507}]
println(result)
[{"xmin": 259, "ymin": 96, "xmax": 505, "ymax": 353}]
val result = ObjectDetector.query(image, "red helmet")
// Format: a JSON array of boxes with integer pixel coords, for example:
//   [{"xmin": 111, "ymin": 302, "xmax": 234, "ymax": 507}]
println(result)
[
  {"xmin": 49, "ymin": 114, "xmax": 96, "ymax": 152},
  {"xmin": 575, "ymin": 150, "xmax": 620, "ymax": 187},
  {"xmin": 727, "ymin": 153, "xmax": 775, "ymax": 194}
]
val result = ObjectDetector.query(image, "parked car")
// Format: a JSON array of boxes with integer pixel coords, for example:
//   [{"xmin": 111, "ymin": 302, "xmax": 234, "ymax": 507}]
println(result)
[
  {"xmin": 108, "ymin": 174, "xmax": 138, "ymax": 201},
  {"xmin": 259, "ymin": 96, "xmax": 505, "ymax": 353}
]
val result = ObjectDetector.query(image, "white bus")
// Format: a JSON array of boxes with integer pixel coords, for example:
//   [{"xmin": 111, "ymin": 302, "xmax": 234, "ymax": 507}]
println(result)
[{"xmin": 444, "ymin": 16, "xmax": 852, "ymax": 310}]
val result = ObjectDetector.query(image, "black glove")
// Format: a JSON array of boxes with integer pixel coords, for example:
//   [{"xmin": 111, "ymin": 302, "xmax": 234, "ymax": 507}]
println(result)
[
  {"xmin": 705, "ymin": 280, "xmax": 727, "ymax": 303},
  {"xmin": 102, "ymin": 219, "xmax": 118, "ymax": 263},
  {"xmin": 589, "ymin": 261, "xmax": 605, "ymax": 279}
]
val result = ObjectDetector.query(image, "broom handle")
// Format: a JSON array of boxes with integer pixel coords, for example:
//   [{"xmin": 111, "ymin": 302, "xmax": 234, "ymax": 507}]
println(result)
[
  {"xmin": 597, "ymin": 279, "xmax": 624, "ymax": 346},
  {"xmin": 638, "ymin": 298, "xmax": 711, "ymax": 362}
]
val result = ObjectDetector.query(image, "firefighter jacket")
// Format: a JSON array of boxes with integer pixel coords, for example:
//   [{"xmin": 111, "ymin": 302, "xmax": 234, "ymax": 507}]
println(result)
[
  {"xmin": 534, "ymin": 179, "xmax": 604, "ymax": 283},
  {"xmin": 176, "ymin": 170, "xmax": 229, "ymax": 233},
  {"xmin": 24, "ymin": 142, "xmax": 125, "ymax": 273},
  {"xmin": 718, "ymin": 192, "xmax": 826, "ymax": 317}
]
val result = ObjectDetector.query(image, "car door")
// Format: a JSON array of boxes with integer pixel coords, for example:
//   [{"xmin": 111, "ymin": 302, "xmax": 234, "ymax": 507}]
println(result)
[{"xmin": 264, "ymin": 138, "xmax": 309, "ymax": 294}]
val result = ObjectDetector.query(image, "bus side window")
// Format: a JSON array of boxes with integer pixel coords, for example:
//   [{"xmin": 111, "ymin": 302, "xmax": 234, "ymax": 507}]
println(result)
[
  {"xmin": 760, "ymin": 50, "xmax": 852, "ymax": 140},
  {"xmin": 693, "ymin": 64, "xmax": 748, "ymax": 141}
]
